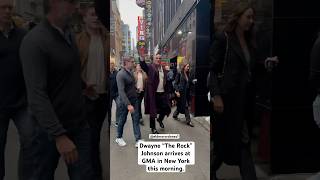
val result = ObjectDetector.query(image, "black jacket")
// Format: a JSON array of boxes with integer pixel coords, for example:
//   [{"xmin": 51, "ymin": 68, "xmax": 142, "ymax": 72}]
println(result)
[
  {"xmin": 20, "ymin": 19, "xmax": 87, "ymax": 137},
  {"xmin": 174, "ymin": 72, "xmax": 192, "ymax": 113},
  {"xmin": 208, "ymin": 31, "xmax": 257, "ymax": 165},
  {"xmin": 110, "ymin": 69, "xmax": 118, "ymax": 98},
  {"xmin": 0, "ymin": 25, "xmax": 27, "ymax": 111},
  {"xmin": 208, "ymin": 32, "xmax": 256, "ymax": 97}
]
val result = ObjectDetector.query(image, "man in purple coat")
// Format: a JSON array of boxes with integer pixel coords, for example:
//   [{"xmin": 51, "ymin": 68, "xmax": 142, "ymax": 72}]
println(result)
[{"xmin": 140, "ymin": 54, "xmax": 171, "ymax": 134}]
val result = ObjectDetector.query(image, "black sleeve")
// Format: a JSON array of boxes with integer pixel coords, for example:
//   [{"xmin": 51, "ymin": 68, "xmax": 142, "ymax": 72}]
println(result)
[
  {"xmin": 20, "ymin": 37, "xmax": 67, "ymax": 137},
  {"xmin": 310, "ymin": 37, "xmax": 320, "ymax": 91},
  {"xmin": 208, "ymin": 32, "xmax": 227, "ymax": 96},
  {"xmin": 173, "ymin": 73, "xmax": 182, "ymax": 92}
]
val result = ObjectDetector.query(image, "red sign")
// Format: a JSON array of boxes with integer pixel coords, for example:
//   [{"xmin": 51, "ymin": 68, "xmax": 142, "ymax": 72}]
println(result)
[{"xmin": 137, "ymin": 16, "xmax": 146, "ymax": 54}]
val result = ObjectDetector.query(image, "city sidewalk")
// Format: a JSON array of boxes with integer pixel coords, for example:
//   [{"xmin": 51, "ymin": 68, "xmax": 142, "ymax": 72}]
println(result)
[{"xmin": 110, "ymin": 102, "xmax": 210, "ymax": 180}]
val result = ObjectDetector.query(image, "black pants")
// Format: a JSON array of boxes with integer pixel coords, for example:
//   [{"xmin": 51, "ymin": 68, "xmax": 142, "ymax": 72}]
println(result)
[
  {"xmin": 150, "ymin": 92, "xmax": 170, "ymax": 129},
  {"xmin": 85, "ymin": 94, "xmax": 108, "ymax": 180},
  {"xmin": 172, "ymin": 105, "xmax": 191, "ymax": 123},
  {"xmin": 109, "ymin": 95, "xmax": 119, "ymax": 125},
  {"xmin": 211, "ymin": 143, "xmax": 257, "ymax": 180},
  {"xmin": 137, "ymin": 91, "xmax": 144, "ymax": 120}
]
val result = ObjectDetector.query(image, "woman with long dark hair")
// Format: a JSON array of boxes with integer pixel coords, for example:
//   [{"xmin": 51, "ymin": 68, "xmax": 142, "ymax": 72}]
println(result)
[
  {"xmin": 208, "ymin": 3, "xmax": 278, "ymax": 180},
  {"xmin": 133, "ymin": 63, "xmax": 148, "ymax": 125},
  {"xmin": 173, "ymin": 63, "xmax": 194, "ymax": 127}
]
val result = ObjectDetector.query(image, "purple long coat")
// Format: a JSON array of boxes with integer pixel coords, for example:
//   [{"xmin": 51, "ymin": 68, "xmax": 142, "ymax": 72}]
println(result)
[{"xmin": 140, "ymin": 60, "xmax": 171, "ymax": 118}]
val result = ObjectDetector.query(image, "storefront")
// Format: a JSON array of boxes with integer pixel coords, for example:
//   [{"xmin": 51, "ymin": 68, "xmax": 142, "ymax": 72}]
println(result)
[{"xmin": 159, "ymin": 0, "xmax": 211, "ymax": 116}]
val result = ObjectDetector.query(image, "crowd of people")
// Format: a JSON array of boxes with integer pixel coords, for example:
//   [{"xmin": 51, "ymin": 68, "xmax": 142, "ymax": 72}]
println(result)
[
  {"xmin": 110, "ymin": 54, "xmax": 197, "ymax": 148},
  {"xmin": 0, "ymin": 0, "xmax": 289, "ymax": 179}
]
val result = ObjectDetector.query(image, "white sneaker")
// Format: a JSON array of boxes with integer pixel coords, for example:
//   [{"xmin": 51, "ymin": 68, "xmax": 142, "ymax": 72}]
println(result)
[
  {"xmin": 135, "ymin": 139, "xmax": 144, "ymax": 148},
  {"xmin": 115, "ymin": 138, "xmax": 126, "ymax": 146}
]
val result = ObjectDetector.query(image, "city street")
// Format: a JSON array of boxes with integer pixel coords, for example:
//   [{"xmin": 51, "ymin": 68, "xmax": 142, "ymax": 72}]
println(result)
[{"xmin": 110, "ymin": 101, "xmax": 210, "ymax": 180}]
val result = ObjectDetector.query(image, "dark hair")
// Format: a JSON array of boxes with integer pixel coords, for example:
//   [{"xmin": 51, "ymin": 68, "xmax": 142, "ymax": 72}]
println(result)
[
  {"xmin": 80, "ymin": 2, "xmax": 95, "ymax": 17},
  {"xmin": 224, "ymin": 2, "xmax": 256, "ymax": 48},
  {"xmin": 122, "ymin": 56, "xmax": 134, "ymax": 65},
  {"xmin": 181, "ymin": 63, "xmax": 190, "ymax": 72}
]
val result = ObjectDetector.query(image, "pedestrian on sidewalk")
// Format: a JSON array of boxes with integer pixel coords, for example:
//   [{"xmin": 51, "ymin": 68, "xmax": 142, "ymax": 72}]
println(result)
[
  {"xmin": 116, "ymin": 57, "xmax": 143, "ymax": 147},
  {"xmin": 208, "ymin": 2, "xmax": 278, "ymax": 180},
  {"xmin": 110, "ymin": 61, "xmax": 120, "ymax": 127},
  {"xmin": 139, "ymin": 54, "xmax": 172, "ymax": 134},
  {"xmin": 0, "ymin": 0, "xmax": 39, "ymax": 179},
  {"xmin": 20, "ymin": 0, "xmax": 94, "ymax": 179},
  {"xmin": 166, "ymin": 64, "xmax": 177, "ymax": 107},
  {"xmin": 133, "ymin": 63, "xmax": 148, "ymax": 126},
  {"xmin": 76, "ymin": 3, "xmax": 109, "ymax": 180},
  {"xmin": 172, "ymin": 63, "xmax": 194, "ymax": 127}
]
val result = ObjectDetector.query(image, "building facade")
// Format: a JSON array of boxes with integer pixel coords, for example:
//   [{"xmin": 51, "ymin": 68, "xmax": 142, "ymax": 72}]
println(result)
[
  {"xmin": 151, "ymin": 0, "xmax": 211, "ymax": 116},
  {"xmin": 110, "ymin": 0, "xmax": 123, "ymax": 66},
  {"xmin": 121, "ymin": 22, "xmax": 132, "ymax": 56}
]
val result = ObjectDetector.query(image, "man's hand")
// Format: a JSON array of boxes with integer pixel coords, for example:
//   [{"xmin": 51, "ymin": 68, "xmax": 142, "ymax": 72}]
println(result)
[
  {"xmin": 139, "ymin": 56, "xmax": 145, "ymax": 62},
  {"xmin": 55, "ymin": 135, "xmax": 78, "ymax": 164},
  {"xmin": 128, "ymin": 105, "xmax": 134, "ymax": 113},
  {"xmin": 175, "ymin": 91, "xmax": 180, "ymax": 98},
  {"xmin": 264, "ymin": 56, "xmax": 279, "ymax": 70},
  {"xmin": 83, "ymin": 84, "xmax": 97, "ymax": 97},
  {"xmin": 213, "ymin": 95, "xmax": 224, "ymax": 113}
]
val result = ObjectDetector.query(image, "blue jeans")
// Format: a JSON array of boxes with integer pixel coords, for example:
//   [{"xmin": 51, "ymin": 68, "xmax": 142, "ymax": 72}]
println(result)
[
  {"xmin": 114, "ymin": 96, "xmax": 121, "ymax": 124},
  {"xmin": 0, "ymin": 107, "xmax": 39, "ymax": 180},
  {"xmin": 117, "ymin": 97, "xmax": 141, "ymax": 141},
  {"xmin": 34, "ymin": 125, "xmax": 94, "ymax": 180}
]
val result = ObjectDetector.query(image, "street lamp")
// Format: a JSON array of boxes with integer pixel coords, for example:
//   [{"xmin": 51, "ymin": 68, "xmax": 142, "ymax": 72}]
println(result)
[{"xmin": 177, "ymin": 30, "xmax": 192, "ymax": 35}]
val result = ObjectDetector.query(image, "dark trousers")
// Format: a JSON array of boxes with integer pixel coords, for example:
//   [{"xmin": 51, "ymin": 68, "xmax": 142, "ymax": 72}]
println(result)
[
  {"xmin": 211, "ymin": 143, "xmax": 257, "ymax": 180},
  {"xmin": 117, "ymin": 97, "xmax": 141, "ymax": 141},
  {"xmin": 149, "ymin": 92, "xmax": 171, "ymax": 129},
  {"xmin": 34, "ymin": 126, "xmax": 94, "ymax": 180},
  {"xmin": 109, "ymin": 95, "xmax": 120, "ymax": 125},
  {"xmin": 0, "ymin": 107, "xmax": 38, "ymax": 180},
  {"xmin": 137, "ymin": 91, "xmax": 144, "ymax": 120},
  {"xmin": 85, "ymin": 94, "xmax": 108, "ymax": 180},
  {"xmin": 172, "ymin": 105, "xmax": 191, "ymax": 123}
]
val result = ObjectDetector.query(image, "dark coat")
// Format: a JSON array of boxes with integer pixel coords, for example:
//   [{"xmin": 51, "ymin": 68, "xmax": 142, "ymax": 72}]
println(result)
[
  {"xmin": 174, "ymin": 72, "xmax": 191, "ymax": 113},
  {"xmin": 110, "ymin": 69, "xmax": 118, "ymax": 98},
  {"xmin": 140, "ymin": 60, "xmax": 171, "ymax": 118},
  {"xmin": 208, "ymin": 32, "xmax": 257, "ymax": 165}
]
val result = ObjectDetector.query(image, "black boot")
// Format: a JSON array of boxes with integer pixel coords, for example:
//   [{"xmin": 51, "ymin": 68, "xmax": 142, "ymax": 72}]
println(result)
[
  {"xmin": 186, "ymin": 121, "xmax": 194, "ymax": 127},
  {"xmin": 157, "ymin": 119, "xmax": 164, "ymax": 128},
  {"xmin": 151, "ymin": 128, "xmax": 159, "ymax": 134}
]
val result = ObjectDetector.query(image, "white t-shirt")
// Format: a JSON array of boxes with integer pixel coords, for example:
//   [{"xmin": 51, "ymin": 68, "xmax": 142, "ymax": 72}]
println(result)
[{"xmin": 157, "ymin": 66, "xmax": 165, "ymax": 92}]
